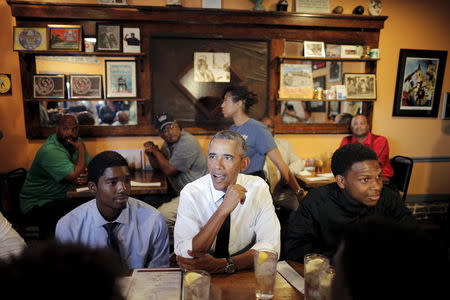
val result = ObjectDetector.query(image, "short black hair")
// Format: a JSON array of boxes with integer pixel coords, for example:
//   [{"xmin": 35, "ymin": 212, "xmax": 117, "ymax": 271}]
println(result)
[
  {"xmin": 0, "ymin": 240, "xmax": 124, "ymax": 300},
  {"xmin": 88, "ymin": 151, "xmax": 129, "ymax": 184},
  {"xmin": 331, "ymin": 143, "xmax": 378, "ymax": 176},
  {"xmin": 222, "ymin": 85, "xmax": 258, "ymax": 114}
]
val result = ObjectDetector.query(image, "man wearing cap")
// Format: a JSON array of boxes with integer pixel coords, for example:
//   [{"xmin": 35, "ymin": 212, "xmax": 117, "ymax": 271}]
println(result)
[{"xmin": 144, "ymin": 113, "xmax": 207, "ymax": 227}]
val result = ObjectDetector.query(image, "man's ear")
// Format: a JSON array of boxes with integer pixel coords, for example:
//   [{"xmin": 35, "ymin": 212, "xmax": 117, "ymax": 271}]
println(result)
[
  {"xmin": 88, "ymin": 181, "xmax": 97, "ymax": 193},
  {"xmin": 240, "ymin": 157, "xmax": 250, "ymax": 172},
  {"xmin": 336, "ymin": 174, "xmax": 346, "ymax": 189}
]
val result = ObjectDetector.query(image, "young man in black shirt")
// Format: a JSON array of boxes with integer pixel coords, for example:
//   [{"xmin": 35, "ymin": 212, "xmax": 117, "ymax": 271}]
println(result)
[{"xmin": 285, "ymin": 143, "xmax": 417, "ymax": 262}]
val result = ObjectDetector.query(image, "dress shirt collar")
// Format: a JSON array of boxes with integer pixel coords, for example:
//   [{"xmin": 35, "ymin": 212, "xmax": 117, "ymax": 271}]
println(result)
[{"xmin": 92, "ymin": 199, "xmax": 131, "ymax": 227}]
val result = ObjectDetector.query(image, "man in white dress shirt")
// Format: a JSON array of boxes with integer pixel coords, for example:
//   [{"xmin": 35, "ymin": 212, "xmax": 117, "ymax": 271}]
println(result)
[{"xmin": 174, "ymin": 130, "xmax": 280, "ymax": 274}]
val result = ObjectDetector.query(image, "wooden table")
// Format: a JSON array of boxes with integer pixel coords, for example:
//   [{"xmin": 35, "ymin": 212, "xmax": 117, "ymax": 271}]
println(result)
[
  {"xmin": 210, "ymin": 261, "xmax": 304, "ymax": 300},
  {"xmin": 67, "ymin": 169, "xmax": 167, "ymax": 199},
  {"xmin": 296, "ymin": 172, "xmax": 335, "ymax": 189}
]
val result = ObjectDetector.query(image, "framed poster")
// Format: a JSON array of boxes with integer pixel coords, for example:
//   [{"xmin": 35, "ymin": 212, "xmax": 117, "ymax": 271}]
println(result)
[
  {"xmin": 393, "ymin": 49, "xmax": 447, "ymax": 117},
  {"xmin": 442, "ymin": 92, "xmax": 450, "ymax": 120},
  {"xmin": 13, "ymin": 27, "xmax": 47, "ymax": 51},
  {"xmin": 105, "ymin": 60, "xmax": 137, "ymax": 98},
  {"xmin": 48, "ymin": 25, "xmax": 82, "ymax": 50},
  {"xmin": 123, "ymin": 27, "xmax": 141, "ymax": 53},
  {"xmin": 96, "ymin": 23, "xmax": 122, "ymax": 52},
  {"xmin": 69, "ymin": 75, "xmax": 102, "ymax": 99},
  {"xmin": 344, "ymin": 73, "xmax": 376, "ymax": 100},
  {"xmin": 33, "ymin": 74, "xmax": 65, "ymax": 99},
  {"xmin": 279, "ymin": 63, "xmax": 314, "ymax": 99},
  {"xmin": 0, "ymin": 74, "xmax": 12, "ymax": 96}
]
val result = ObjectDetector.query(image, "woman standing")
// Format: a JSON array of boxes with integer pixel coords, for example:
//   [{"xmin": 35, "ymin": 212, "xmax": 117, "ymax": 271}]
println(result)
[{"xmin": 221, "ymin": 85, "xmax": 304, "ymax": 200}]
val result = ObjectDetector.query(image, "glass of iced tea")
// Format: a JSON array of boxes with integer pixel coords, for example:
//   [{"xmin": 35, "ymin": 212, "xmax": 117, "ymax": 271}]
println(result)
[
  {"xmin": 304, "ymin": 253, "xmax": 330, "ymax": 300},
  {"xmin": 254, "ymin": 249, "xmax": 278, "ymax": 299}
]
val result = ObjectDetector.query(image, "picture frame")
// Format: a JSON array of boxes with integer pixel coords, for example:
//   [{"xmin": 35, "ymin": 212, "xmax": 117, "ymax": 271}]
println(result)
[
  {"xmin": 341, "ymin": 45, "xmax": 362, "ymax": 59},
  {"xmin": 95, "ymin": 23, "xmax": 122, "ymax": 52},
  {"xmin": 295, "ymin": 0, "xmax": 330, "ymax": 13},
  {"xmin": 48, "ymin": 25, "xmax": 82, "ymax": 51},
  {"xmin": 279, "ymin": 63, "xmax": 314, "ymax": 99},
  {"xmin": 13, "ymin": 27, "xmax": 48, "ymax": 51},
  {"xmin": 202, "ymin": 0, "xmax": 221, "ymax": 8},
  {"xmin": 98, "ymin": 0, "xmax": 127, "ymax": 5},
  {"xmin": 442, "ymin": 92, "xmax": 450, "ymax": 120},
  {"xmin": 123, "ymin": 27, "xmax": 141, "ymax": 53},
  {"xmin": 326, "ymin": 43, "xmax": 341, "ymax": 57},
  {"xmin": 69, "ymin": 75, "xmax": 103, "ymax": 99},
  {"xmin": 105, "ymin": 60, "xmax": 137, "ymax": 98},
  {"xmin": 0, "ymin": 74, "xmax": 12, "ymax": 96},
  {"xmin": 393, "ymin": 49, "xmax": 447, "ymax": 117},
  {"xmin": 344, "ymin": 73, "xmax": 376, "ymax": 100},
  {"xmin": 33, "ymin": 74, "xmax": 66, "ymax": 99},
  {"xmin": 284, "ymin": 40, "xmax": 303, "ymax": 57},
  {"xmin": 304, "ymin": 41, "xmax": 325, "ymax": 58},
  {"xmin": 327, "ymin": 61, "xmax": 341, "ymax": 83}
]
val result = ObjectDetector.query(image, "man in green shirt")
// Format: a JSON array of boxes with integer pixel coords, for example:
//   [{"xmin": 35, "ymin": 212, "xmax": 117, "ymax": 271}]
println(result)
[{"xmin": 20, "ymin": 114, "xmax": 90, "ymax": 239}]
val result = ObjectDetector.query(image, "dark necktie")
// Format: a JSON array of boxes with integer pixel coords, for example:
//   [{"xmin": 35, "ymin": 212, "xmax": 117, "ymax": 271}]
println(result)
[
  {"xmin": 214, "ymin": 214, "xmax": 231, "ymax": 258},
  {"xmin": 103, "ymin": 222, "xmax": 121, "ymax": 259}
]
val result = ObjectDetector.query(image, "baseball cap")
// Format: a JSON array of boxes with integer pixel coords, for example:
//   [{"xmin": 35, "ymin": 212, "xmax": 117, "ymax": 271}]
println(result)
[{"xmin": 154, "ymin": 113, "xmax": 175, "ymax": 131}]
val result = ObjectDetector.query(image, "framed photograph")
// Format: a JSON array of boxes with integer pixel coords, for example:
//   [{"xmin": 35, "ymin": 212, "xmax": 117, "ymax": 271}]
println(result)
[
  {"xmin": 326, "ymin": 44, "xmax": 341, "ymax": 57},
  {"xmin": 13, "ymin": 27, "xmax": 47, "ymax": 51},
  {"xmin": 393, "ymin": 49, "xmax": 447, "ymax": 117},
  {"xmin": 341, "ymin": 45, "xmax": 362, "ymax": 59},
  {"xmin": 105, "ymin": 60, "xmax": 137, "ymax": 98},
  {"xmin": 33, "ymin": 74, "xmax": 65, "ymax": 99},
  {"xmin": 304, "ymin": 41, "xmax": 325, "ymax": 58},
  {"xmin": 123, "ymin": 27, "xmax": 141, "ymax": 53},
  {"xmin": 295, "ymin": 0, "xmax": 330, "ymax": 13},
  {"xmin": 69, "ymin": 75, "xmax": 102, "ymax": 99},
  {"xmin": 279, "ymin": 63, "xmax": 314, "ymax": 99},
  {"xmin": 344, "ymin": 73, "xmax": 376, "ymax": 99},
  {"xmin": 48, "ymin": 25, "xmax": 82, "ymax": 51},
  {"xmin": 0, "ymin": 74, "xmax": 12, "ymax": 96},
  {"xmin": 327, "ymin": 61, "xmax": 342, "ymax": 83},
  {"xmin": 284, "ymin": 40, "xmax": 303, "ymax": 57},
  {"xmin": 96, "ymin": 23, "xmax": 122, "ymax": 52},
  {"xmin": 442, "ymin": 93, "xmax": 450, "ymax": 120}
]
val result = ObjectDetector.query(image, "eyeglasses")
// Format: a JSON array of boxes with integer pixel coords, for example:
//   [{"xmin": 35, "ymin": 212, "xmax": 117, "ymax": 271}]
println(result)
[{"xmin": 161, "ymin": 123, "xmax": 176, "ymax": 134}]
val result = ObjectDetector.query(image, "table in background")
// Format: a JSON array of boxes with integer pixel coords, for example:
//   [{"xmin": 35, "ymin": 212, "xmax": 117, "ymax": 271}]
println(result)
[
  {"xmin": 296, "ymin": 172, "xmax": 335, "ymax": 190},
  {"xmin": 210, "ymin": 261, "xmax": 304, "ymax": 300},
  {"xmin": 67, "ymin": 169, "xmax": 167, "ymax": 199}
]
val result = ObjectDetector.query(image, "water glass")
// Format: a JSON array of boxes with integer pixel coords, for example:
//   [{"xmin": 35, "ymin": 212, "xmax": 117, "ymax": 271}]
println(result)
[
  {"xmin": 318, "ymin": 266, "xmax": 335, "ymax": 300},
  {"xmin": 304, "ymin": 253, "xmax": 330, "ymax": 300},
  {"xmin": 254, "ymin": 249, "xmax": 278, "ymax": 299},
  {"xmin": 183, "ymin": 270, "xmax": 210, "ymax": 300}
]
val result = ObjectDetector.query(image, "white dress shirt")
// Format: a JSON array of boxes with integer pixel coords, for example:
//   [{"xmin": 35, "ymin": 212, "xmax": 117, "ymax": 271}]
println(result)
[
  {"xmin": 0, "ymin": 212, "xmax": 26, "ymax": 260},
  {"xmin": 56, "ymin": 197, "xmax": 169, "ymax": 268},
  {"xmin": 174, "ymin": 174, "xmax": 280, "ymax": 258}
]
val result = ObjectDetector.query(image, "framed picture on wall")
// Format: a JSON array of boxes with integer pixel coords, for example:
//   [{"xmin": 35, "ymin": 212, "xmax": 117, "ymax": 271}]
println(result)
[
  {"xmin": 48, "ymin": 25, "xmax": 82, "ymax": 50},
  {"xmin": 95, "ymin": 23, "xmax": 122, "ymax": 52},
  {"xmin": 392, "ymin": 49, "xmax": 447, "ymax": 117},
  {"xmin": 304, "ymin": 41, "xmax": 325, "ymax": 58},
  {"xmin": 123, "ymin": 27, "xmax": 141, "ymax": 53},
  {"xmin": 13, "ymin": 27, "xmax": 48, "ymax": 51},
  {"xmin": 105, "ymin": 60, "xmax": 137, "ymax": 98},
  {"xmin": 33, "ymin": 74, "xmax": 66, "ymax": 99},
  {"xmin": 69, "ymin": 75, "xmax": 103, "ymax": 99},
  {"xmin": 344, "ymin": 73, "xmax": 376, "ymax": 100}
]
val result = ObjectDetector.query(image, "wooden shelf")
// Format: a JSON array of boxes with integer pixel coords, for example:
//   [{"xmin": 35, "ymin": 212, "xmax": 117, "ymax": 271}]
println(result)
[
  {"xmin": 278, "ymin": 56, "xmax": 379, "ymax": 62},
  {"xmin": 277, "ymin": 98, "xmax": 376, "ymax": 102},
  {"xmin": 25, "ymin": 98, "xmax": 148, "ymax": 102},
  {"xmin": 17, "ymin": 50, "xmax": 145, "ymax": 56}
]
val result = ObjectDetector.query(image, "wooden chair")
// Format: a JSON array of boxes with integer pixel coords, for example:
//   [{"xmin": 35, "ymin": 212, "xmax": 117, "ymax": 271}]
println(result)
[{"xmin": 390, "ymin": 156, "xmax": 414, "ymax": 202}]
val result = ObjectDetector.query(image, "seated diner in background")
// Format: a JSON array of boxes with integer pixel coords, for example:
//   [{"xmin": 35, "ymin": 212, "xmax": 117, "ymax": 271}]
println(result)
[
  {"xmin": 222, "ymin": 85, "xmax": 304, "ymax": 201},
  {"xmin": 20, "ymin": 114, "xmax": 90, "ymax": 239},
  {"xmin": 56, "ymin": 151, "xmax": 169, "ymax": 269},
  {"xmin": 0, "ymin": 212, "xmax": 26, "ymax": 261},
  {"xmin": 143, "ymin": 113, "xmax": 207, "ymax": 227},
  {"xmin": 340, "ymin": 114, "xmax": 394, "ymax": 182},
  {"xmin": 174, "ymin": 130, "xmax": 280, "ymax": 274},
  {"xmin": 285, "ymin": 143, "xmax": 417, "ymax": 262}
]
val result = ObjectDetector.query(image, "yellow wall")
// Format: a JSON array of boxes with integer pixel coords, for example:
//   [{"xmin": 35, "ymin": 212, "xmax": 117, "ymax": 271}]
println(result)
[{"xmin": 1, "ymin": 0, "xmax": 449, "ymax": 195}]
